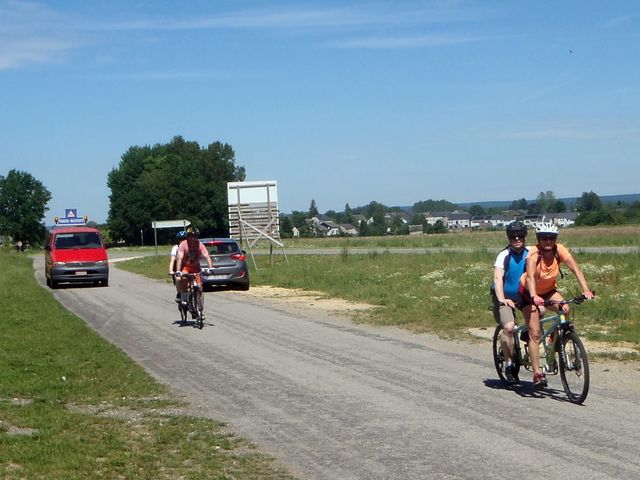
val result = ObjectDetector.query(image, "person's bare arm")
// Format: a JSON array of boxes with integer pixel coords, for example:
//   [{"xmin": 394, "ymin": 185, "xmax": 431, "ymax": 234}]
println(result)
[
  {"xmin": 175, "ymin": 249, "xmax": 184, "ymax": 272},
  {"xmin": 563, "ymin": 254, "xmax": 594, "ymax": 298}
]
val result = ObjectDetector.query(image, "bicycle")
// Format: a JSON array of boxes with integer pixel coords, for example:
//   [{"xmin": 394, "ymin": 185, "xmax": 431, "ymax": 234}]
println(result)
[
  {"xmin": 172, "ymin": 271, "xmax": 211, "ymax": 329},
  {"xmin": 492, "ymin": 294, "xmax": 592, "ymax": 404}
]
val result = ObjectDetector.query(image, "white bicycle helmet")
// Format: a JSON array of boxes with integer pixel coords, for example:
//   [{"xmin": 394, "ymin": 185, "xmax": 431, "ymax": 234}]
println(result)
[{"xmin": 535, "ymin": 222, "xmax": 558, "ymax": 235}]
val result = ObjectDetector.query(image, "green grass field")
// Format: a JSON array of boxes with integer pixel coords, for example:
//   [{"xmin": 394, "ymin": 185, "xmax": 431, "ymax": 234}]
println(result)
[
  {"xmin": 0, "ymin": 251, "xmax": 295, "ymax": 480},
  {"xmin": 272, "ymin": 224, "xmax": 640, "ymax": 249}
]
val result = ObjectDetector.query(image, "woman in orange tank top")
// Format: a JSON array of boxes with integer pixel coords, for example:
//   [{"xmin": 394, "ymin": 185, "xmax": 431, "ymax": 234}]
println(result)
[{"xmin": 520, "ymin": 223, "xmax": 594, "ymax": 389}]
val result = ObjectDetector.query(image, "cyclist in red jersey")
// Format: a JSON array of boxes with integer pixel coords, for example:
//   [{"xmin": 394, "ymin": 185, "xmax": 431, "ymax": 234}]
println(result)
[{"xmin": 174, "ymin": 226, "xmax": 213, "ymax": 304}]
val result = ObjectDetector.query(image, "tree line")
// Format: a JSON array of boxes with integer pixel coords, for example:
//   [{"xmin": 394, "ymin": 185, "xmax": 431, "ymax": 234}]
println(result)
[
  {"xmin": 278, "ymin": 191, "xmax": 640, "ymax": 238},
  {"xmin": 2, "ymin": 140, "xmax": 640, "ymax": 247}
]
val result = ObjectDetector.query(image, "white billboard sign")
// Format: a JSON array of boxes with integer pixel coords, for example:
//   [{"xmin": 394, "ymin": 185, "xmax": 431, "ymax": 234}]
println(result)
[{"xmin": 227, "ymin": 181, "xmax": 278, "ymax": 205}]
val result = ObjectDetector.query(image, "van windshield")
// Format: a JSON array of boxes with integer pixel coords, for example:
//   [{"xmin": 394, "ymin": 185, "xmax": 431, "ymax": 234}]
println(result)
[{"xmin": 54, "ymin": 232, "xmax": 103, "ymax": 249}]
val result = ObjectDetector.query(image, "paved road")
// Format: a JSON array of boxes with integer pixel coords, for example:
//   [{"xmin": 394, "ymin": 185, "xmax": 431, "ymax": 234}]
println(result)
[{"xmin": 34, "ymin": 257, "xmax": 640, "ymax": 480}]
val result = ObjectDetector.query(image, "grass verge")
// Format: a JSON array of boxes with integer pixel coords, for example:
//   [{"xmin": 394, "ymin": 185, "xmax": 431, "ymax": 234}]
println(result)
[{"xmin": 0, "ymin": 250, "xmax": 295, "ymax": 480}]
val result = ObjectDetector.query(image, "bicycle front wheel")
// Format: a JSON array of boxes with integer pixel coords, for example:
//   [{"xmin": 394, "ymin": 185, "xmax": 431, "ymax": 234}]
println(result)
[
  {"xmin": 179, "ymin": 302, "xmax": 188, "ymax": 324},
  {"xmin": 559, "ymin": 331, "xmax": 590, "ymax": 404},
  {"xmin": 196, "ymin": 289, "xmax": 204, "ymax": 329}
]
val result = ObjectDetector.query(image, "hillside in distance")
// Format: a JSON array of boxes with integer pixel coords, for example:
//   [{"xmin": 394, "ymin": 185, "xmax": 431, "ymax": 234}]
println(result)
[{"xmin": 454, "ymin": 193, "xmax": 640, "ymax": 210}]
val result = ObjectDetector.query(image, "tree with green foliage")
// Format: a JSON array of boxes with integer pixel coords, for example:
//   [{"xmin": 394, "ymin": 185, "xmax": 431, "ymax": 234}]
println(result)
[
  {"xmin": 425, "ymin": 219, "xmax": 448, "ymax": 234},
  {"xmin": 468, "ymin": 204, "xmax": 485, "ymax": 216},
  {"xmin": 367, "ymin": 202, "xmax": 387, "ymax": 236},
  {"xmin": 309, "ymin": 199, "xmax": 319, "ymax": 217},
  {"xmin": 623, "ymin": 201, "xmax": 640, "ymax": 223},
  {"xmin": 389, "ymin": 215, "xmax": 407, "ymax": 235},
  {"xmin": 413, "ymin": 199, "xmax": 457, "ymax": 213},
  {"xmin": 279, "ymin": 215, "xmax": 293, "ymax": 238},
  {"xmin": 288, "ymin": 210, "xmax": 314, "ymax": 237},
  {"xmin": 509, "ymin": 198, "xmax": 528, "ymax": 210},
  {"xmin": 576, "ymin": 191, "xmax": 602, "ymax": 213},
  {"xmin": 107, "ymin": 136, "xmax": 245, "ymax": 244},
  {"xmin": 552, "ymin": 200, "xmax": 567, "ymax": 213},
  {"xmin": 575, "ymin": 207, "xmax": 622, "ymax": 226},
  {"xmin": 411, "ymin": 213, "xmax": 426, "ymax": 225},
  {"xmin": 535, "ymin": 191, "xmax": 556, "ymax": 213},
  {"xmin": 0, "ymin": 169, "xmax": 51, "ymax": 246}
]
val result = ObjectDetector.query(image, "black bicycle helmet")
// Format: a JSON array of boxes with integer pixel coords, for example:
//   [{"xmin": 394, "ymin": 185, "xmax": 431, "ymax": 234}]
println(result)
[
  {"xmin": 505, "ymin": 221, "xmax": 527, "ymax": 238},
  {"xmin": 186, "ymin": 226, "xmax": 200, "ymax": 237}
]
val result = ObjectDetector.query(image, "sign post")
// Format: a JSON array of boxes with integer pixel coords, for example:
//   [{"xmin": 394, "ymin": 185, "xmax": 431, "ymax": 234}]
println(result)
[{"xmin": 54, "ymin": 209, "xmax": 87, "ymax": 225}]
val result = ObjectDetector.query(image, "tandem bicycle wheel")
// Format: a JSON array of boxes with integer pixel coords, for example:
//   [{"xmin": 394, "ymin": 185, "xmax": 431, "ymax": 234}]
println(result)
[
  {"xmin": 559, "ymin": 331, "xmax": 590, "ymax": 404},
  {"xmin": 492, "ymin": 325, "xmax": 520, "ymax": 385}
]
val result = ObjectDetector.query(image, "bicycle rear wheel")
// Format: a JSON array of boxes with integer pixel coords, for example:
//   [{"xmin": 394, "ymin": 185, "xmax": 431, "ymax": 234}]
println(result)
[
  {"xmin": 559, "ymin": 331, "xmax": 590, "ymax": 404},
  {"xmin": 492, "ymin": 325, "xmax": 520, "ymax": 384}
]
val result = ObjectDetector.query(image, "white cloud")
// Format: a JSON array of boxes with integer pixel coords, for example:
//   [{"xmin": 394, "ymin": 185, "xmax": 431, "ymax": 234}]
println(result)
[
  {"xmin": 0, "ymin": 37, "xmax": 73, "ymax": 69},
  {"xmin": 0, "ymin": 0, "xmax": 76, "ymax": 69},
  {"xmin": 324, "ymin": 33, "xmax": 485, "ymax": 49},
  {"xmin": 501, "ymin": 121, "xmax": 640, "ymax": 141},
  {"xmin": 601, "ymin": 15, "xmax": 634, "ymax": 29},
  {"xmin": 86, "ymin": 3, "xmax": 490, "ymax": 31}
]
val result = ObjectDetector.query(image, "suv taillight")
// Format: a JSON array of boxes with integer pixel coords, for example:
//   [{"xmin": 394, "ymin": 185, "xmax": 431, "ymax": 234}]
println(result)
[{"xmin": 230, "ymin": 253, "xmax": 246, "ymax": 261}]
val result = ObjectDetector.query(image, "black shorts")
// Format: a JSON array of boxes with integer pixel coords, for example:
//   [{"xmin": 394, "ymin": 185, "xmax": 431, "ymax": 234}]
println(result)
[{"xmin": 518, "ymin": 285, "xmax": 557, "ymax": 307}]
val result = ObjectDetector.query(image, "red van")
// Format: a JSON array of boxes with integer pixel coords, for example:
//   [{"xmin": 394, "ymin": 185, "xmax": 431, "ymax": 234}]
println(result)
[{"xmin": 44, "ymin": 226, "xmax": 109, "ymax": 288}]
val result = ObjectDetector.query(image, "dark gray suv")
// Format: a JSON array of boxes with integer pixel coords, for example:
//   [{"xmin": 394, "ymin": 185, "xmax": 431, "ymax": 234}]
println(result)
[{"xmin": 199, "ymin": 238, "xmax": 250, "ymax": 290}]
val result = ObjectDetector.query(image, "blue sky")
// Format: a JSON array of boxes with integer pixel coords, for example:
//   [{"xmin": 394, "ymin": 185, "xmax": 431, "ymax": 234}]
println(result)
[{"xmin": 1, "ymin": 0, "xmax": 639, "ymax": 224}]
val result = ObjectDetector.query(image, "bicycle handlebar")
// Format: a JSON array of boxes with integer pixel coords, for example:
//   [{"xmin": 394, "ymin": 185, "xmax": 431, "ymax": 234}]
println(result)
[
  {"xmin": 542, "ymin": 292, "xmax": 595, "ymax": 307},
  {"xmin": 170, "ymin": 269, "xmax": 214, "ymax": 277}
]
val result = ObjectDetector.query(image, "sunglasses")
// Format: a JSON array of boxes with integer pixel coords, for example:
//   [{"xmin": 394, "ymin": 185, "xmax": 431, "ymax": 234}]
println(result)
[
  {"xmin": 538, "ymin": 235, "xmax": 557, "ymax": 241},
  {"xmin": 508, "ymin": 235, "xmax": 524, "ymax": 241}
]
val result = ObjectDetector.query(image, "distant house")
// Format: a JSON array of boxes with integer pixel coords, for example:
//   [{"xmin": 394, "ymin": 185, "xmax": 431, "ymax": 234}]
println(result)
[
  {"xmin": 470, "ymin": 215, "xmax": 493, "ymax": 229},
  {"xmin": 408, "ymin": 225, "xmax": 423, "ymax": 235},
  {"xmin": 385, "ymin": 212, "xmax": 409, "ymax": 224},
  {"xmin": 323, "ymin": 221, "xmax": 342, "ymax": 236},
  {"xmin": 424, "ymin": 211, "xmax": 449, "ymax": 226},
  {"xmin": 352, "ymin": 214, "xmax": 374, "ymax": 227},
  {"xmin": 339, "ymin": 224, "xmax": 359, "ymax": 236},
  {"xmin": 447, "ymin": 213, "xmax": 471, "ymax": 229},
  {"xmin": 545, "ymin": 212, "xmax": 579, "ymax": 227}
]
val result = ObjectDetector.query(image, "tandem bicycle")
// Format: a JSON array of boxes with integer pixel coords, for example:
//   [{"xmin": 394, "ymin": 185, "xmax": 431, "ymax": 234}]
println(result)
[{"xmin": 492, "ymin": 294, "xmax": 592, "ymax": 404}]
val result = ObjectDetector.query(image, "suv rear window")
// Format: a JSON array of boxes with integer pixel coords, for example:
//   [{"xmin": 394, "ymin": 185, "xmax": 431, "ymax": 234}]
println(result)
[
  {"xmin": 54, "ymin": 232, "xmax": 103, "ymax": 249},
  {"xmin": 206, "ymin": 242, "xmax": 239, "ymax": 254}
]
